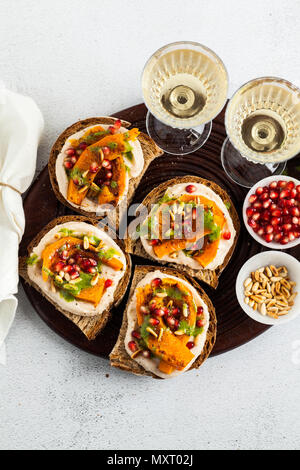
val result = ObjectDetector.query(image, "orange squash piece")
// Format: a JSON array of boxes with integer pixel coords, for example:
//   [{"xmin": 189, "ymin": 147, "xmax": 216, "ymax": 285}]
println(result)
[
  {"xmin": 158, "ymin": 361, "xmax": 174, "ymax": 375},
  {"xmin": 148, "ymin": 329, "xmax": 194, "ymax": 370},
  {"xmin": 102, "ymin": 257, "xmax": 123, "ymax": 271},
  {"xmin": 193, "ymin": 239, "xmax": 220, "ymax": 268},
  {"xmin": 75, "ymin": 278, "xmax": 106, "ymax": 307},
  {"xmin": 67, "ymin": 129, "xmax": 139, "ymax": 206},
  {"xmin": 152, "ymin": 229, "xmax": 211, "ymax": 259},
  {"xmin": 42, "ymin": 236, "xmax": 83, "ymax": 281}
]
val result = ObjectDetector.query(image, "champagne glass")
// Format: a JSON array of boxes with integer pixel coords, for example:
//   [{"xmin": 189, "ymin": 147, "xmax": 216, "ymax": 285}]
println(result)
[
  {"xmin": 221, "ymin": 77, "xmax": 300, "ymax": 187},
  {"xmin": 142, "ymin": 41, "xmax": 228, "ymax": 155}
]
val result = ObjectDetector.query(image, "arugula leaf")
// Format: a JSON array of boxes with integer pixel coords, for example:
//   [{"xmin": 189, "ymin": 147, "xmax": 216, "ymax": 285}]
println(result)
[
  {"xmin": 98, "ymin": 247, "xmax": 119, "ymax": 260},
  {"xmin": 158, "ymin": 192, "xmax": 175, "ymax": 205},
  {"xmin": 179, "ymin": 320, "xmax": 203, "ymax": 338},
  {"xmin": 89, "ymin": 235, "xmax": 101, "ymax": 247},
  {"xmin": 209, "ymin": 224, "xmax": 221, "ymax": 242},
  {"xmin": 110, "ymin": 181, "xmax": 118, "ymax": 189},
  {"xmin": 63, "ymin": 272, "xmax": 93, "ymax": 296},
  {"xmin": 108, "ymin": 142, "xmax": 118, "ymax": 150},
  {"xmin": 140, "ymin": 315, "xmax": 151, "ymax": 344},
  {"xmin": 155, "ymin": 286, "xmax": 188, "ymax": 300},
  {"xmin": 26, "ymin": 254, "xmax": 39, "ymax": 266},
  {"xmin": 69, "ymin": 167, "xmax": 89, "ymax": 186},
  {"xmin": 124, "ymin": 151, "xmax": 133, "ymax": 161},
  {"xmin": 60, "ymin": 289, "xmax": 76, "ymax": 302}
]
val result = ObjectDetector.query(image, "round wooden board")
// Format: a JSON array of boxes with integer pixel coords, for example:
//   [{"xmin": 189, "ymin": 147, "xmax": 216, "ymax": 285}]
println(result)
[{"xmin": 20, "ymin": 103, "xmax": 300, "ymax": 358}]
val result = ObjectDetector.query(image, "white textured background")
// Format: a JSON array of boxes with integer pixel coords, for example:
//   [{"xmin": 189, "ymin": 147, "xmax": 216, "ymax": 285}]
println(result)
[{"xmin": 1, "ymin": 0, "xmax": 300, "ymax": 450}]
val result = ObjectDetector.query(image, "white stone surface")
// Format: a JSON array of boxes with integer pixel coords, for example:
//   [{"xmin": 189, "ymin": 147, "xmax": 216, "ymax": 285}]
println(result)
[{"xmin": 0, "ymin": 0, "xmax": 300, "ymax": 450}]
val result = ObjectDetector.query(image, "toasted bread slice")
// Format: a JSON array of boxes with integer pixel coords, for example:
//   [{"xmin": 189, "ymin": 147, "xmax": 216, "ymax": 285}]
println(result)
[
  {"xmin": 110, "ymin": 265, "xmax": 217, "ymax": 379},
  {"xmin": 48, "ymin": 117, "xmax": 163, "ymax": 219},
  {"xmin": 125, "ymin": 176, "xmax": 240, "ymax": 289},
  {"xmin": 19, "ymin": 215, "xmax": 132, "ymax": 340}
]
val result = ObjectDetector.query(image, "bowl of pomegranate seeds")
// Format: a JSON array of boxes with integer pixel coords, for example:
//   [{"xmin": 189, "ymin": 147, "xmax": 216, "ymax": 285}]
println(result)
[{"xmin": 243, "ymin": 175, "xmax": 300, "ymax": 249}]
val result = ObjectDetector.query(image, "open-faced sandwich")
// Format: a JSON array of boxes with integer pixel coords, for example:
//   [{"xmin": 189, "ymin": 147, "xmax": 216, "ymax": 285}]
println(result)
[
  {"xmin": 126, "ymin": 176, "xmax": 240, "ymax": 288},
  {"xmin": 19, "ymin": 216, "xmax": 131, "ymax": 340},
  {"xmin": 49, "ymin": 117, "xmax": 163, "ymax": 218},
  {"xmin": 110, "ymin": 266, "xmax": 217, "ymax": 379}
]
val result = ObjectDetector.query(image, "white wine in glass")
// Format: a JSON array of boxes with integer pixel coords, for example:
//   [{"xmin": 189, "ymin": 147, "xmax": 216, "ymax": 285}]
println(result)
[
  {"xmin": 142, "ymin": 41, "xmax": 228, "ymax": 155},
  {"xmin": 222, "ymin": 77, "xmax": 300, "ymax": 187}
]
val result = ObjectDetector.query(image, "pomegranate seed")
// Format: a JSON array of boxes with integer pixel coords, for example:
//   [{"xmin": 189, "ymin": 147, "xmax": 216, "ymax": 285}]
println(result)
[
  {"xmin": 65, "ymin": 148, "xmax": 76, "ymax": 156},
  {"xmin": 170, "ymin": 307, "xmax": 178, "ymax": 316},
  {"xmin": 286, "ymin": 199, "xmax": 296, "ymax": 207},
  {"xmin": 257, "ymin": 228, "xmax": 264, "ymax": 237},
  {"xmin": 246, "ymin": 207, "xmax": 254, "ymax": 217},
  {"xmin": 252, "ymin": 213, "xmax": 261, "ymax": 221},
  {"xmin": 78, "ymin": 142, "xmax": 87, "ymax": 150},
  {"xmin": 90, "ymin": 162, "xmax": 99, "ymax": 173},
  {"xmin": 280, "ymin": 236, "xmax": 289, "ymax": 245},
  {"xmin": 102, "ymin": 146, "xmax": 110, "ymax": 156},
  {"xmin": 106, "ymin": 171, "xmax": 113, "ymax": 179},
  {"xmin": 223, "ymin": 231, "xmax": 232, "ymax": 239},
  {"xmin": 296, "ymin": 185, "xmax": 300, "ymax": 193},
  {"xmin": 271, "ymin": 209, "xmax": 281, "ymax": 217},
  {"xmin": 149, "ymin": 318, "xmax": 159, "ymax": 326},
  {"xmin": 292, "ymin": 217, "xmax": 299, "ymax": 225},
  {"xmin": 167, "ymin": 317, "xmax": 176, "ymax": 327},
  {"xmin": 261, "ymin": 211, "xmax": 271, "ymax": 221},
  {"xmin": 105, "ymin": 279, "xmax": 113, "ymax": 288},
  {"xmin": 274, "ymin": 233, "xmax": 283, "ymax": 242},
  {"xmin": 196, "ymin": 319, "xmax": 206, "ymax": 327},
  {"xmin": 60, "ymin": 250, "xmax": 69, "ymax": 259},
  {"xmin": 88, "ymin": 267, "xmax": 97, "ymax": 274},
  {"xmin": 64, "ymin": 160, "xmax": 73, "ymax": 169},
  {"xmin": 270, "ymin": 191, "xmax": 279, "ymax": 200},
  {"xmin": 186, "ymin": 184, "xmax": 196, "ymax": 194},
  {"xmin": 128, "ymin": 341, "xmax": 137, "ymax": 352},
  {"xmin": 269, "ymin": 181, "xmax": 278, "ymax": 189},
  {"xmin": 256, "ymin": 187, "xmax": 264, "ymax": 196},
  {"xmin": 271, "ymin": 217, "xmax": 281, "ymax": 226},
  {"xmin": 262, "ymin": 199, "xmax": 271, "ymax": 209},
  {"xmin": 151, "ymin": 278, "xmax": 162, "ymax": 288},
  {"xmin": 186, "ymin": 342, "xmax": 195, "ymax": 349},
  {"xmin": 74, "ymin": 265, "xmax": 80, "ymax": 272},
  {"xmin": 288, "ymin": 232, "xmax": 296, "ymax": 242},
  {"xmin": 102, "ymin": 159, "xmax": 110, "ymax": 168},
  {"xmin": 282, "ymin": 224, "xmax": 292, "ymax": 232},
  {"xmin": 154, "ymin": 308, "xmax": 165, "ymax": 317},
  {"xmin": 68, "ymin": 258, "xmax": 75, "ymax": 265},
  {"xmin": 142, "ymin": 350, "xmax": 151, "ymax": 358},
  {"xmin": 114, "ymin": 119, "xmax": 122, "ymax": 129},
  {"xmin": 282, "ymin": 208, "xmax": 290, "ymax": 216},
  {"xmin": 248, "ymin": 218, "xmax": 258, "ymax": 229},
  {"xmin": 89, "ymin": 258, "xmax": 98, "ymax": 267},
  {"xmin": 73, "ymin": 178, "xmax": 79, "ymax": 186},
  {"xmin": 279, "ymin": 190, "xmax": 290, "ymax": 199},
  {"xmin": 270, "ymin": 203, "xmax": 278, "ymax": 210},
  {"xmin": 291, "ymin": 188, "xmax": 297, "ymax": 198},
  {"xmin": 63, "ymin": 264, "xmax": 73, "ymax": 273},
  {"xmin": 249, "ymin": 194, "xmax": 257, "ymax": 204},
  {"xmin": 260, "ymin": 192, "xmax": 269, "ymax": 201},
  {"xmin": 283, "ymin": 215, "xmax": 292, "ymax": 224},
  {"xmin": 55, "ymin": 262, "xmax": 65, "ymax": 272},
  {"xmin": 132, "ymin": 330, "xmax": 141, "ymax": 339},
  {"xmin": 70, "ymin": 271, "xmax": 80, "ymax": 280},
  {"xmin": 264, "ymin": 233, "xmax": 274, "ymax": 243},
  {"xmin": 286, "ymin": 181, "xmax": 295, "ymax": 190},
  {"xmin": 197, "ymin": 306, "xmax": 204, "ymax": 316},
  {"xmin": 109, "ymin": 125, "xmax": 116, "ymax": 134},
  {"xmin": 290, "ymin": 207, "xmax": 299, "ymax": 217},
  {"xmin": 265, "ymin": 225, "xmax": 274, "ymax": 234},
  {"xmin": 278, "ymin": 180, "xmax": 287, "ymax": 188},
  {"xmin": 149, "ymin": 239, "xmax": 159, "ymax": 246},
  {"xmin": 253, "ymin": 201, "xmax": 262, "ymax": 210}
]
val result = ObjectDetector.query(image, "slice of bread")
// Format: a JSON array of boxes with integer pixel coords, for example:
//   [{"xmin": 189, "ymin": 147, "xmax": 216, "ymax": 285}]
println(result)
[
  {"xmin": 19, "ymin": 215, "xmax": 132, "ymax": 340},
  {"xmin": 125, "ymin": 176, "xmax": 240, "ymax": 289},
  {"xmin": 110, "ymin": 265, "xmax": 217, "ymax": 378},
  {"xmin": 48, "ymin": 117, "xmax": 163, "ymax": 219}
]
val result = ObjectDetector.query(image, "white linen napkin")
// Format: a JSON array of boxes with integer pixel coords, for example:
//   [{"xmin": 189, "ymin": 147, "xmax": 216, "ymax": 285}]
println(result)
[{"xmin": 0, "ymin": 84, "xmax": 44, "ymax": 365}]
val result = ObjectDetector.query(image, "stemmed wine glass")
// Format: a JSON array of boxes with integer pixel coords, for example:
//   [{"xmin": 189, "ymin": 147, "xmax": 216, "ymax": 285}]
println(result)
[
  {"xmin": 142, "ymin": 41, "xmax": 228, "ymax": 155},
  {"xmin": 221, "ymin": 77, "xmax": 300, "ymax": 187}
]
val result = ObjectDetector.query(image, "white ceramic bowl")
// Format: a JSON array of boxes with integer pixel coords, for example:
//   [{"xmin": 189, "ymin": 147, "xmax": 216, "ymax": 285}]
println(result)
[
  {"xmin": 243, "ymin": 175, "xmax": 300, "ymax": 249},
  {"xmin": 236, "ymin": 251, "xmax": 300, "ymax": 325}
]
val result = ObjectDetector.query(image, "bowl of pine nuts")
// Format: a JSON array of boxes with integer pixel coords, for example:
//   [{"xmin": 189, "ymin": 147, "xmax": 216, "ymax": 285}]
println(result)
[{"xmin": 236, "ymin": 251, "xmax": 300, "ymax": 325}]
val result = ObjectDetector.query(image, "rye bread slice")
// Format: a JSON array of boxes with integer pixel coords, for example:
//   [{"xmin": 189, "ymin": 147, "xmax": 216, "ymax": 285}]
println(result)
[
  {"xmin": 110, "ymin": 265, "xmax": 217, "ymax": 379},
  {"xmin": 48, "ymin": 117, "xmax": 163, "ymax": 219},
  {"xmin": 125, "ymin": 176, "xmax": 240, "ymax": 289},
  {"xmin": 19, "ymin": 215, "xmax": 132, "ymax": 341}
]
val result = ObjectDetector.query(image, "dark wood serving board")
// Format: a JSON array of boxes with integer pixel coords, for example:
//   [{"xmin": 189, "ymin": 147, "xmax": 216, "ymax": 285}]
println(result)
[{"xmin": 20, "ymin": 103, "xmax": 300, "ymax": 357}]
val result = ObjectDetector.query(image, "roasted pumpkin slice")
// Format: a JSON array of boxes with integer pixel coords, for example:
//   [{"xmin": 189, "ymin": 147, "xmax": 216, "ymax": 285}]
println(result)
[
  {"xmin": 152, "ymin": 229, "xmax": 211, "ymax": 259},
  {"xmin": 67, "ymin": 128, "xmax": 139, "ymax": 206},
  {"xmin": 148, "ymin": 329, "xmax": 194, "ymax": 370},
  {"xmin": 75, "ymin": 278, "xmax": 106, "ymax": 307},
  {"xmin": 193, "ymin": 238, "xmax": 220, "ymax": 268}
]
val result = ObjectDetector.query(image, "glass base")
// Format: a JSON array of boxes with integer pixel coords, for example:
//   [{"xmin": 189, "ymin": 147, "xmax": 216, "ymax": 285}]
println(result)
[
  {"xmin": 146, "ymin": 111, "xmax": 212, "ymax": 155},
  {"xmin": 221, "ymin": 138, "xmax": 287, "ymax": 188}
]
